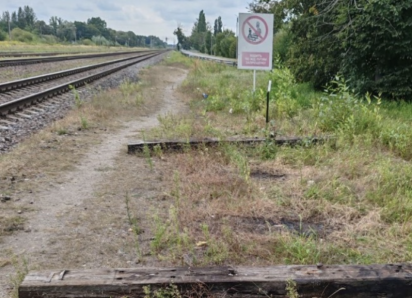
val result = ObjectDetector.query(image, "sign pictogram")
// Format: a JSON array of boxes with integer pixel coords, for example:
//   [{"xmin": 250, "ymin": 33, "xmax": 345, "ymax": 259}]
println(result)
[{"xmin": 242, "ymin": 16, "xmax": 269, "ymax": 45}]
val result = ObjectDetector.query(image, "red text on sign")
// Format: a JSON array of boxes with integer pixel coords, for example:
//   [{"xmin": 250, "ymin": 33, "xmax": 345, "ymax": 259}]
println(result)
[{"xmin": 242, "ymin": 52, "xmax": 270, "ymax": 67}]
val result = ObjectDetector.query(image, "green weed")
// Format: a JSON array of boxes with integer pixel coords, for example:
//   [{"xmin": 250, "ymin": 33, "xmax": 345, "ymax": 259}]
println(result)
[
  {"xmin": 69, "ymin": 85, "xmax": 83, "ymax": 109},
  {"xmin": 79, "ymin": 115, "xmax": 89, "ymax": 129},
  {"xmin": 143, "ymin": 143, "xmax": 154, "ymax": 170},
  {"xmin": 143, "ymin": 284, "xmax": 182, "ymax": 298},
  {"xmin": 125, "ymin": 193, "xmax": 142, "ymax": 259},
  {"xmin": 286, "ymin": 280, "xmax": 299, "ymax": 298},
  {"xmin": 150, "ymin": 213, "xmax": 169, "ymax": 254}
]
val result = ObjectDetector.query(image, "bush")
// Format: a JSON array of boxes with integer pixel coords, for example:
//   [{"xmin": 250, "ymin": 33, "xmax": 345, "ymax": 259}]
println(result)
[
  {"xmin": 273, "ymin": 26, "xmax": 292, "ymax": 63},
  {"xmin": 315, "ymin": 76, "xmax": 382, "ymax": 138},
  {"xmin": 82, "ymin": 39, "xmax": 94, "ymax": 46},
  {"xmin": 11, "ymin": 28, "xmax": 34, "ymax": 43},
  {"xmin": 40, "ymin": 34, "xmax": 58, "ymax": 44},
  {"xmin": 0, "ymin": 30, "xmax": 8, "ymax": 41},
  {"xmin": 91, "ymin": 35, "xmax": 111, "ymax": 46}
]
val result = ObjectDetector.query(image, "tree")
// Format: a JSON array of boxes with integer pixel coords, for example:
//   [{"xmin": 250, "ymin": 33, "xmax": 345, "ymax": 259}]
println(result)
[
  {"xmin": 197, "ymin": 10, "xmax": 207, "ymax": 33},
  {"xmin": 248, "ymin": 0, "xmax": 288, "ymax": 30},
  {"xmin": 286, "ymin": 0, "xmax": 342, "ymax": 88},
  {"xmin": 74, "ymin": 21, "xmax": 87, "ymax": 40},
  {"xmin": 11, "ymin": 12, "xmax": 17, "ymax": 26},
  {"xmin": 190, "ymin": 11, "xmax": 208, "ymax": 52},
  {"xmin": 250, "ymin": 0, "xmax": 412, "ymax": 98},
  {"xmin": 216, "ymin": 29, "xmax": 236, "ymax": 58},
  {"xmin": 49, "ymin": 16, "xmax": 61, "ymax": 35},
  {"xmin": 33, "ymin": 20, "xmax": 52, "ymax": 35},
  {"xmin": 205, "ymin": 31, "xmax": 212, "ymax": 54},
  {"xmin": 337, "ymin": 0, "xmax": 412, "ymax": 98},
  {"xmin": 56, "ymin": 20, "xmax": 76, "ymax": 42},
  {"xmin": 17, "ymin": 7, "xmax": 26, "ymax": 29},
  {"xmin": 23, "ymin": 5, "xmax": 36, "ymax": 31},
  {"xmin": 87, "ymin": 17, "xmax": 107, "ymax": 31},
  {"xmin": 87, "ymin": 17, "xmax": 110, "ymax": 39},
  {"xmin": 173, "ymin": 26, "xmax": 190, "ymax": 50},
  {"xmin": 214, "ymin": 17, "xmax": 222, "ymax": 36},
  {"xmin": 0, "ymin": 11, "xmax": 11, "ymax": 35}
]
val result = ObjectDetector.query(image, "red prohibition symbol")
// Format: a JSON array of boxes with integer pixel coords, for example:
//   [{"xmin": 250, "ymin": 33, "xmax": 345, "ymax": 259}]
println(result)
[{"xmin": 242, "ymin": 16, "xmax": 269, "ymax": 45}]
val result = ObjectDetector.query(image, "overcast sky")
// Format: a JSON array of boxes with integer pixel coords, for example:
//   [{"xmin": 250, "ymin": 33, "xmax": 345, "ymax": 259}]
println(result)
[{"xmin": 2, "ymin": 1, "xmax": 251, "ymax": 43}]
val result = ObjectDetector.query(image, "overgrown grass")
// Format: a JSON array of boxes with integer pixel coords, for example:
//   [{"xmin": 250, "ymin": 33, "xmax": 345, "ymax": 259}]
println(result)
[
  {"xmin": 142, "ymin": 52, "xmax": 412, "ymax": 266},
  {"xmin": 0, "ymin": 41, "xmax": 140, "ymax": 55}
]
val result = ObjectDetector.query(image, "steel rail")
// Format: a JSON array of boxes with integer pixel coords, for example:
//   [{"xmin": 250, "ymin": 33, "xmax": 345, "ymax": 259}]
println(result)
[
  {"xmin": 0, "ymin": 51, "xmax": 157, "ymax": 93},
  {"xmin": 0, "ymin": 52, "xmax": 84, "ymax": 57},
  {"xmin": 0, "ymin": 50, "xmax": 155, "ymax": 67},
  {"xmin": 0, "ymin": 51, "xmax": 166, "ymax": 116}
]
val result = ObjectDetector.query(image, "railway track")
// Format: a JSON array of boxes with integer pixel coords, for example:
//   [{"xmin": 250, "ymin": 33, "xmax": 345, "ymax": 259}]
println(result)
[
  {"xmin": 0, "ymin": 50, "xmax": 167, "ymax": 116},
  {"xmin": 0, "ymin": 50, "xmax": 153, "ymax": 67},
  {"xmin": 0, "ymin": 51, "xmax": 85, "ymax": 57}
]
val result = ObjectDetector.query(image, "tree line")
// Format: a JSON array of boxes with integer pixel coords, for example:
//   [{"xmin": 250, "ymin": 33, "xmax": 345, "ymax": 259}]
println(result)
[
  {"xmin": 174, "ymin": 11, "xmax": 237, "ymax": 59},
  {"xmin": 0, "ymin": 5, "xmax": 166, "ymax": 48},
  {"xmin": 250, "ymin": 0, "xmax": 412, "ymax": 99}
]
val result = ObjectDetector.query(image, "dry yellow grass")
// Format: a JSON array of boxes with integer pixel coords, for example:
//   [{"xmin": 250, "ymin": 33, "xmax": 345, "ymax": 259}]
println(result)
[{"xmin": 133, "ymin": 53, "xmax": 412, "ymax": 266}]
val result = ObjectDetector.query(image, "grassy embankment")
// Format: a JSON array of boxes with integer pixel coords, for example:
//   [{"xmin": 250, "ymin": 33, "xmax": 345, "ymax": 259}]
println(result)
[
  {"xmin": 0, "ymin": 41, "xmax": 144, "ymax": 55},
  {"xmin": 140, "ymin": 52, "xmax": 412, "ymax": 266}
]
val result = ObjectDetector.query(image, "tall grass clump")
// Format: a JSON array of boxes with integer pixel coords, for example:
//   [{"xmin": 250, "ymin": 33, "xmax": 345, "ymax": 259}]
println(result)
[{"xmin": 314, "ymin": 76, "xmax": 382, "ymax": 139}]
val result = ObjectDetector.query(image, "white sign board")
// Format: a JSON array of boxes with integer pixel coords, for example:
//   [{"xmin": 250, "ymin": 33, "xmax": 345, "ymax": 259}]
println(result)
[{"xmin": 237, "ymin": 13, "xmax": 274, "ymax": 70}]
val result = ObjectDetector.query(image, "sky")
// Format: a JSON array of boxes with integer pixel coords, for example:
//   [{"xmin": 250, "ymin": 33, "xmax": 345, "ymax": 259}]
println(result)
[{"xmin": 1, "ymin": 1, "xmax": 251, "ymax": 43}]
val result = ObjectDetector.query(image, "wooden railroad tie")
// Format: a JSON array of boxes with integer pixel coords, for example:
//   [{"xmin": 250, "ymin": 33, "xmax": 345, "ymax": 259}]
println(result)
[
  {"xmin": 127, "ymin": 136, "xmax": 330, "ymax": 154},
  {"xmin": 19, "ymin": 264, "xmax": 412, "ymax": 298}
]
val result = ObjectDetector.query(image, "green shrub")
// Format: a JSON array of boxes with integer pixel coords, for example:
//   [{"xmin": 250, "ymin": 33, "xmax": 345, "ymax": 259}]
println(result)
[
  {"xmin": 273, "ymin": 26, "xmax": 292, "ymax": 63},
  {"xmin": 81, "ymin": 39, "xmax": 94, "ymax": 46},
  {"xmin": 40, "ymin": 34, "xmax": 58, "ymax": 44},
  {"xmin": 0, "ymin": 30, "xmax": 8, "ymax": 41},
  {"xmin": 11, "ymin": 28, "xmax": 34, "ymax": 43},
  {"xmin": 315, "ymin": 76, "xmax": 382, "ymax": 137},
  {"xmin": 269, "ymin": 65, "xmax": 300, "ymax": 119}
]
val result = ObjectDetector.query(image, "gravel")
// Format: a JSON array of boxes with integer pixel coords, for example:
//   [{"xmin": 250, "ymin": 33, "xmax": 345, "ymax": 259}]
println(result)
[{"xmin": 0, "ymin": 52, "xmax": 168, "ymax": 154}]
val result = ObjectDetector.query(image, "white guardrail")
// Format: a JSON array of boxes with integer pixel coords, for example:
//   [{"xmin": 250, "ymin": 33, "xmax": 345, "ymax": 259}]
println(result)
[{"xmin": 180, "ymin": 50, "xmax": 237, "ymax": 66}]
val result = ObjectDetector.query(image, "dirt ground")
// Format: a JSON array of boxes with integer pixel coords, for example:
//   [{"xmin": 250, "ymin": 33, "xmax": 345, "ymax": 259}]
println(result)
[{"xmin": 0, "ymin": 63, "xmax": 188, "ymax": 297}]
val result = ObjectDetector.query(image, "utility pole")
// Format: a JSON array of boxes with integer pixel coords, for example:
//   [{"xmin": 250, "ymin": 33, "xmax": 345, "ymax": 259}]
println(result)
[
  {"xmin": 8, "ymin": 17, "xmax": 11, "ymax": 40},
  {"xmin": 210, "ymin": 34, "xmax": 213, "ymax": 55}
]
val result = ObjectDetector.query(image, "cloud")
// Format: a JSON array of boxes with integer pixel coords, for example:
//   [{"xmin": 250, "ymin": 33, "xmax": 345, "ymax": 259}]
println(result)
[
  {"xmin": 3, "ymin": 0, "xmax": 251, "ymax": 40},
  {"xmin": 96, "ymin": 3, "xmax": 121, "ymax": 12}
]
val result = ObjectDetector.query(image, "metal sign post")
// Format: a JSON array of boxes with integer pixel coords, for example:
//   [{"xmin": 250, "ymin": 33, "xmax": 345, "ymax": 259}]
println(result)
[
  {"xmin": 266, "ymin": 80, "xmax": 272, "ymax": 125},
  {"xmin": 253, "ymin": 70, "xmax": 256, "ymax": 92}
]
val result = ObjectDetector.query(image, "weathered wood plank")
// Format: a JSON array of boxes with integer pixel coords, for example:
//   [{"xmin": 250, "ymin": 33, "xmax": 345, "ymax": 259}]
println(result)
[
  {"xmin": 127, "ymin": 136, "xmax": 330, "ymax": 154},
  {"xmin": 19, "ymin": 264, "xmax": 412, "ymax": 298}
]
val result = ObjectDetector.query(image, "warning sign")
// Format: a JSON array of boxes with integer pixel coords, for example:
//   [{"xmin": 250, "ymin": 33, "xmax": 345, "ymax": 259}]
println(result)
[
  {"xmin": 238, "ymin": 13, "xmax": 274, "ymax": 70},
  {"xmin": 242, "ymin": 16, "xmax": 269, "ymax": 45}
]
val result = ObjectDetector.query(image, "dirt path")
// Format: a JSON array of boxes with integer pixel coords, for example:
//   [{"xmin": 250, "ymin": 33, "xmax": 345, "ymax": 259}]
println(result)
[{"xmin": 0, "ymin": 65, "xmax": 188, "ymax": 298}]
